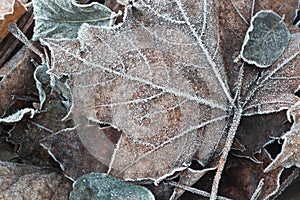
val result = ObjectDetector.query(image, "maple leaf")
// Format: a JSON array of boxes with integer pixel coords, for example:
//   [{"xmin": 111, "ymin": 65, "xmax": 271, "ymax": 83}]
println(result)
[
  {"xmin": 43, "ymin": 0, "xmax": 230, "ymax": 184},
  {"xmin": 39, "ymin": 0, "xmax": 300, "ymax": 199}
]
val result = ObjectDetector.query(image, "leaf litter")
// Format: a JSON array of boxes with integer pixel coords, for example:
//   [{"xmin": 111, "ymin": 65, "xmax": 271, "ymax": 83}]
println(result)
[
  {"xmin": 0, "ymin": 0, "xmax": 300, "ymax": 199},
  {"xmin": 37, "ymin": 0, "xmax": 300, "ymax": 199}
]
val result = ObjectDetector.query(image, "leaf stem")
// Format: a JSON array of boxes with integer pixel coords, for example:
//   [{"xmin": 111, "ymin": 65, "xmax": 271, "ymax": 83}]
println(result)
[
  {"xmin": 210, "ymin": 108, "xmax": 242, "ymax": 200},
  {"xmin": 8, "ymin": 23, "xmax": 45, "ymax": 61}
]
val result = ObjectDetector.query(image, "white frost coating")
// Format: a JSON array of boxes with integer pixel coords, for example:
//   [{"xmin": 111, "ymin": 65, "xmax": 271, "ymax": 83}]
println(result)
[
  {"xmin": 33, "ymin": 65, "xmax": 47, "ymax": 110},
  {"xmin": 40, "ymin": 143, "xmax": 66, "ymax": 172},
  {"xmin": 138, "ymin": 0, "xmax": 186, "ymax": 24},
  {"xmin": 230, "ymin": 0, "xmax": 249, "ymax": 25},
  {"xmin": 200, "ymin": 0, "xmax": 207, "ymax": 38},
  {"xmin": 174, "ymin": 0, "xmax": 233, "ymax": 103},
  {"xmin": 42, "ymin": 39, "xmax": 228, "ymax": 111},
  {"xmin": 0, "ymin": 108, "xmax": 35, "ymax": 123},
  {"xmin": 114, "ymin": 115, "xmax": 229, "ymax": 180},
  {"xmin": 125, "ymin": 166, "xmax": 187, "ymax": 186},
  {"xmin": 107, "ymin": 134, "xmax": 123, "ymax": 175},
  {"xmin": 169, "ymin": 180, "xmax": 231, "ymax": 200},
  {"xmin": 250, "ymin": 178, "xmax": 264, "ymax": 200}
]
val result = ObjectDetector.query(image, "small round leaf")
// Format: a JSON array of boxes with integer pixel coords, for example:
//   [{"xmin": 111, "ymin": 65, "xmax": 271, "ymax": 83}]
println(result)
[
  {"xmin": 241, "ymin": 10, "xmax": 291, "ymax": 68},
  {"xmin": 69, "ymin": 173, "xmax": 155, "ymax": 200}
]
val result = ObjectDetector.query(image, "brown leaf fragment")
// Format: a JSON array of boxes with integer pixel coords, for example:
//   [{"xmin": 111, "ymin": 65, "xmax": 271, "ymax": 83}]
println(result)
[
  {"xmin": 233, "ymin": 111, "xmax": 291, "ymax": 160},
  {"xmin": 0, "ymin": 136, "xmax": 18, "ymax": 161},
  {"xmin": 7, "ymin": 98, "xmax": 72, "ymax": 165},
  {"xmin": 265, "ymin": 102, "xmax": 300, "ymax": 172},
  {"xmin": 0, "ymin": 0, "xmax": 27, "ymax": 42},
  {"xmin": 40, "ymin": 126, "xmax": 109, "ymax": 180},
  {"xmin": 225, "ymin": 149, "xmax": 283, "ymax": 200},
  {"xmin": 0, "ymin": 161, "xmax": 72, "ymax": 200},
  {"xmin": 170, "ymin": 167, "xmax": 216, "ymax": 200},
  {"xmin": 242, "ymin": 33, "xmax": 300, "ymax": 116},
  {"xmin": 0, "ymin": 4, "xmax": 33, "ymax": 67},
  {"xmin": 0, "ymin": 47, "xmax": 38, "ymax": 116}
]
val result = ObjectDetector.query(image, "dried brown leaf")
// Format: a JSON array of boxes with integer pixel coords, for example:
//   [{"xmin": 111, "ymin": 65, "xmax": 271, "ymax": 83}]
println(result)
[
  {"xmin": 225, "ymin": 149, "xmax": 284, "ymax": 200},
  {"xmin": 40, "ymin": 125, "xmax": 109, "ymax": 180},
  {"xmin": 39, "ymin": 0, "xmax": 300, "ymax": 198},
  {"xmin": 265, "ymin": 101, "xmax": 300, "ymax": 172},
  {"xmin": 0, "ymin": 47, "xmax": 38, "ymax": 116},
  {"xmin": 43, "ymin": 0, "xmax": 229, "ymax": 183},
  {"xmin": 7, "ymin": 98, "xmax": 71, "ymax": 165},
  {"xmin": 0, "ymin": 161, "xmax": 72, "ymax": 200},
  {"xmin": 0, "ymin": 0, "xmax": 27, "ymax": 42},
  {"xmin": 232, "ymin": 111, "xmax": 291, "ymax": 160}
]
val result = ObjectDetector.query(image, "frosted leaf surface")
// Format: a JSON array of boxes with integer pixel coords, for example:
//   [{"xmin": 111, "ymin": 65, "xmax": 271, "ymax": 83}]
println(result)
[
  {"xmin": 43, "ymin": 0, "xmax": 230, "ymax": 182},
  {"xmin": 32, "ymin": 0, "xmax": 113, "ymax": 40},
  {"xmin": 240, "ymin": 10, "xmax": 291, "ymax": 68},
  {"xmin": 242, "ymin": 33, "xmax": 300, "ymax": 116}
]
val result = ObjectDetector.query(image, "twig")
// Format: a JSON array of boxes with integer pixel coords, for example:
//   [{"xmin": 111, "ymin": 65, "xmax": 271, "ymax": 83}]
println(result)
[
  {"xmin": 210, "ymin": 108, "xmax": 243, "ymax": 200},
  {"xmin": 167, "ymin": 181, "xmax": 232, "ymax": 200},
  {"xmin": 250, "ymin": 178, "xmax": 264, "ymax": 200}
]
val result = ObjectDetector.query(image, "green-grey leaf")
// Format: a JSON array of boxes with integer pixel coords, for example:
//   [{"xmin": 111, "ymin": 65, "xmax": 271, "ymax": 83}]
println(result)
[
  {"xmin": 32, "ymin": 0, "xmax": 113, "ymax": 40},
  {"xmin": 34, "ymin": 62, "xmax": 50, "ymax": 109},
  {"xmin": 69, "ymin": 173, "xmax": 155, "ymax": 200},
  {"xmin": 241, "ymin": 10, "xmax": 291, "ymax": 68}
]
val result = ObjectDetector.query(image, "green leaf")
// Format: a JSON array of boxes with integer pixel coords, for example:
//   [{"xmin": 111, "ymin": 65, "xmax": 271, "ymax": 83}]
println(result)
[
  {"xmin": 32, "ymin": 0, "xmax": 113, "ymax": 40},
  {"xmin": 69, "ymin": 173, "xmax": 155, "ymax": 200}
]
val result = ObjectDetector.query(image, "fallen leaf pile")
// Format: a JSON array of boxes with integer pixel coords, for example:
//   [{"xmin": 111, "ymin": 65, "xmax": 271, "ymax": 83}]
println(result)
[{"xmin": 0, "ymin": 0, "xmax": 300, "ymax": 199}]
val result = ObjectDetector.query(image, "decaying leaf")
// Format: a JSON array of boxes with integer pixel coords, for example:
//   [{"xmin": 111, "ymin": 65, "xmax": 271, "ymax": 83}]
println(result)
[
  {"xmin": 0, "ymin": 161, "xmax": 72, "ymax": 200},
  {"xmin": 32, "ymin": 0, "xmax": 114, "ymax": 40},
  {"xmin": 0, "ymin": 47, "xmax": 38, "ymax": 117},
  {"xmin": 43, "ymin": 0, "xmax": 230, "ymax": 184},
  {"xmin": 0, "ymin": 0, "xmax": 27, "ymax": 42},
  {"xmin": 232, "ymin": 111, "xmax": 291, "ymax": 161},
  {"xmin": 35, "ymin": 0, "xmax": 300, "ymax": 199},
  {"xmin": 70, "ymin": 172, "xmax": 155, "ymax": 200},
  {"xmin": 0, "ymin": 136, "xmax": 18, "ymax": 161},
  {"xmin": 40, "ymin": 126, "xmax": 109, "ymax": 180},
  {"xmin": 7, "ymin": 97, "xmax": 72, "ymax": 165},
  {"xmin": 225, "ymin": 149, "xmax": 284, "ymax": 200},
  {"xmin": 265, "ymin": 101, "xmax": 300, "ymax": 172}
]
